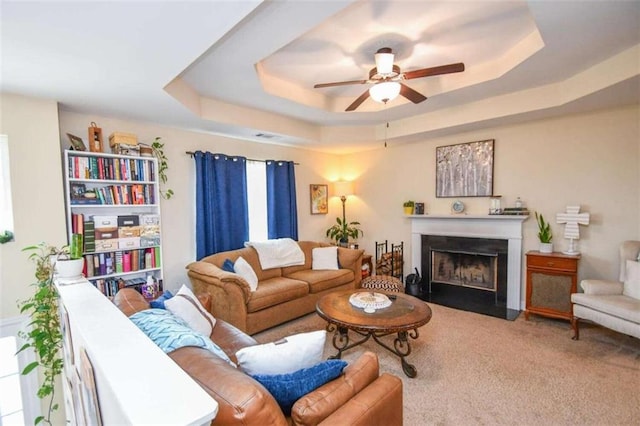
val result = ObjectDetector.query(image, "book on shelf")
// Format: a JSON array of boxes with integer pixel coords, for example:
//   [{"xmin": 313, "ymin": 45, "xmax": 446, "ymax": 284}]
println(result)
[
  {"xmin": 71, "ymin": 198, "xmax": 101, "ymax": 205},
  {"xmin": 68, "ymin": 154, "xmax": 155, "ymax": 183},
  {"xmin": 83, "ymin": 221, "xmax": 95, "ymax": 253},
  {"xmin": 501, "ymin": 207, "xmax": 530, "ymax": 215},
  {"xmin": 83, "ymin": 247, "xmax": 159, "ymax": 278},
  {"xmin": 90, "ymin": 276, "xmax": 157, "ymax": 298}
]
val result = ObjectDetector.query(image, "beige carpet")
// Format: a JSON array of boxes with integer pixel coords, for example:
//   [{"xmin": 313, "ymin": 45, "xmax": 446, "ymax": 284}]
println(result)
[{"xmin": 253, "ymin": 303, "xmax": 640, "ymax": 425}]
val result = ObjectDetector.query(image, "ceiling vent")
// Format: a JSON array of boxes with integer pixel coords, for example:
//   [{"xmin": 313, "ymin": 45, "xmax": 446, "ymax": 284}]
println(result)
[{"xmin": 255, "ymin": 133, "xmax": 278, "ymax": 139}]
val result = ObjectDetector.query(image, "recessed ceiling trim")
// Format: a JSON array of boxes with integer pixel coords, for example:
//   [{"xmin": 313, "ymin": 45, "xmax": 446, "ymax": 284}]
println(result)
[{"xmin": 383, "ymin": 44, "xmax": 640, "ymax": 141}]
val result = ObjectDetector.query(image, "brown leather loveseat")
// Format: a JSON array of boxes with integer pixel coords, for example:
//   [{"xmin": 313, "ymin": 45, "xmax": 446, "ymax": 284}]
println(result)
[
  {"xmin": 114, "ymin": 288, "xmax": 403, "ymax": 425},
  {"xmin": 186, "ymin": 241, "xmax": 364, "ymax": 334}
]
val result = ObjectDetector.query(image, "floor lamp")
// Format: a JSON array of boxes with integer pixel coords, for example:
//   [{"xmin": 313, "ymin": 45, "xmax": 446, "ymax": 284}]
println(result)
[{"xmin": 333, "ymin": 180, "xmax": 355, "ymax": 232}]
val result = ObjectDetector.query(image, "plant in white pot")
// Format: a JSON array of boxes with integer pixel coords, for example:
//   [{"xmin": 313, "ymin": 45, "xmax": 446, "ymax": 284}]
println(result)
[
  {"xmin": 535, "ymin": 212, "xmax": 553, "ymax": 253},
  {"xmin": 50, "ymin": 234, "xmax": 84, "ymax": 279}
]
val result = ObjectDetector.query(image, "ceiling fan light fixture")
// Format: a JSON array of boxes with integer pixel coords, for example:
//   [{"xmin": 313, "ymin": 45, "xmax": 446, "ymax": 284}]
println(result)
[
  {"xmin": 369, "ymin": 81, "xmax": 401, "ymax": 104},
  {"xmin": 374, "ymin": 51, "xmax": 394, "ymax": 75}
]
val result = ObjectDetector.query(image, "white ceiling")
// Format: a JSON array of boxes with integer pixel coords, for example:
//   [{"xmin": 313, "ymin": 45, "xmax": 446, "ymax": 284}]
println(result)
[{"xmin": 2, "ymin": 0, "xmax": 639, "ymax": 154}]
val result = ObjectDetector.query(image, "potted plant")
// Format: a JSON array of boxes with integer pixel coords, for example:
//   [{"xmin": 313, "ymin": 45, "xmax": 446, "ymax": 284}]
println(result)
[
  {"xmin": 326, "ymin": 217, "xmax": 363, "ymax": 247},
  {"xmin": 535, "ymin": 212, "xmax": 553, "ymax": 253},
  {"xmin": 50, "ymin": 234, "xmax": 84, "ymax": 279},
  {"xmin": 403, "ymin": 200, "xmax": 415, "ymax": 215},
  {"xmin": 17, "ymin": 242, "xmax": 66, "ymax": 425}
]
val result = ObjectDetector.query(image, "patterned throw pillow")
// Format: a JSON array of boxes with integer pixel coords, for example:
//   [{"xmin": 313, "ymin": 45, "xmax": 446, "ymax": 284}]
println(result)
[{"xmin": 130, "ymin": 309, "xmax": 234, "ymax": 367}]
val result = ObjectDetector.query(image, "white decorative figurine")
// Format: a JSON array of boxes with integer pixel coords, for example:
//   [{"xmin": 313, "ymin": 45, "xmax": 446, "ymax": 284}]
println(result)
[{"xmin": 556, "ymin": 206, "xmax": 590, "ymax": 255}]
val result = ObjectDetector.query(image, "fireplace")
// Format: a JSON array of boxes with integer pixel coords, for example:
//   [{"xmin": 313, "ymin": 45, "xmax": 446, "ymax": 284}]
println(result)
[
  {"xmin": 421, "ymin": 235, "xmax": 513, "ymax": 319},
  {"xmin": 431, "ymin": 249, "xmax": 497, "ymax": 291},
  {"xmin": 409, "ymin": 215, "xmax": 528, "ymax": 320}
]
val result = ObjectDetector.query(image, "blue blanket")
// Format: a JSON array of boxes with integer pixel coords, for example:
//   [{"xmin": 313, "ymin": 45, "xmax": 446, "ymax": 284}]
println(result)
[{"xmin": 130, "ymin": 309, "xmax": 235, "ymax": 367}]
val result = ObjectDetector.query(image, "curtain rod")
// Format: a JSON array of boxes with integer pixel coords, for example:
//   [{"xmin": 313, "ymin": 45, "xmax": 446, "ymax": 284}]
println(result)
[{"xmin": 185, "ymin": 151, "xmax": 299, "ymax": 165}]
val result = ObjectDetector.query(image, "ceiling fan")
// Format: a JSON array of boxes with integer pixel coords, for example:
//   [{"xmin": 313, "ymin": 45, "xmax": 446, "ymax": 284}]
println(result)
[{"xmin": 313, "ymin": 47, "xmax": 465, "ymax": 112}]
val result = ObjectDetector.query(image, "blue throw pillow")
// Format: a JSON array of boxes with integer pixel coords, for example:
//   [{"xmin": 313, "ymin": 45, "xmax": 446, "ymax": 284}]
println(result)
[
  {"xmin": 251, "ymin": 360, "xmax": 347, "ymax": 415},
  {"xmin": 222, "ymin": 259, "xmax": 235, "ymax": 273},
  {"xmin": 149, "ymin": 290, "xmax": 174, "ymax": 309}
]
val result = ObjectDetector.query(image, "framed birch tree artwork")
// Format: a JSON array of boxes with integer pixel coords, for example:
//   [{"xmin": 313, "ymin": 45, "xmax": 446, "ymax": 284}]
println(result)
[{"xmin": 436, "ymin": 139, "xmax": 494, "ymax": 197}]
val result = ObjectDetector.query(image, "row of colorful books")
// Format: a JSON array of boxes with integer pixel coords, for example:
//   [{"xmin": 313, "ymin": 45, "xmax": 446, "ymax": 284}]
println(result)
[
  {"xmin": 91, "ymin": 277, "xmax": 164, "ymax": 298},
  {"xmin": 87, "ymin": 184, "xmax": 155, "ymax": 205},
  {"xmin": 69, "ymin": 155, "xmax": 155, "ymax": 182},
  {"xmin": 83, "ymin": 247, "xmax": 160, "ymax": 277}
]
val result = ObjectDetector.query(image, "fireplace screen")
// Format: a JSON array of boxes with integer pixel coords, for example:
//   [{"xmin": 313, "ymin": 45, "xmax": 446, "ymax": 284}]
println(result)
[{"xmin": 431, "ymin": 249, "xmax": 498, "ymax": 292}]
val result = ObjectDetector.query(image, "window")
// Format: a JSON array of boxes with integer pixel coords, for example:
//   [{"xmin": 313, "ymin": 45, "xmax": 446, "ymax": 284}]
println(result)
[
  {"xmin": 246, "ymin": 160, "xmax": 268, "ymax": 241},
  {"xmin": 0, "ymin": 318, "xmax": 40, "ymax": 425},
  {"xmin": 0, "ymin": 135, "xmax": 15, "ymax": 241}
]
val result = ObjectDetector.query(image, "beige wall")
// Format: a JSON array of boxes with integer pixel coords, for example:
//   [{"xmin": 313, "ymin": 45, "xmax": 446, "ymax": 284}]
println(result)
[
  {"xmin": 58, "ymin": 111, "xmax": 341, "ymax": 291},
  {"xmin": 3, "ymin": 99, "xmax": 638, "ymax": 314},
  {"xmin": 0, "ymin": 93, "xmax": 67, "ymax": 318},
  {"xmin": 342, "ymin": 105, "xmax": 640, "ymax": 299}
]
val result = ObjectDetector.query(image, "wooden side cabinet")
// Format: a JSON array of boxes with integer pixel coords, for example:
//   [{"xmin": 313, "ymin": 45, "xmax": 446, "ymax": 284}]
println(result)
[{"xmin": 525, "ymin": 251, "xmax": 580, "ymax": 322}]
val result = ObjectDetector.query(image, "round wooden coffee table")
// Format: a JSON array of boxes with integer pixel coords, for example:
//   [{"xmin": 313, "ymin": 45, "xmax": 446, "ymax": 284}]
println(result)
[{"xmin": 316, "ymin": 290, "xmax": 432, "ymax": 378}]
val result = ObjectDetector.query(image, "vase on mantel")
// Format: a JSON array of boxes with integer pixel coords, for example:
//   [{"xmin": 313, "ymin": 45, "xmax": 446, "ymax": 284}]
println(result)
[{"xmin": 539, "ymin": 243, "xmax": 553, "ymax": 253}]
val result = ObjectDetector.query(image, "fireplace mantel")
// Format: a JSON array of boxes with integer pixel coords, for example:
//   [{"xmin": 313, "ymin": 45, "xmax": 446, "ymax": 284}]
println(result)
[{"xmin": 410, "ymin": 215, "xmax": 529, "ymax": 311}]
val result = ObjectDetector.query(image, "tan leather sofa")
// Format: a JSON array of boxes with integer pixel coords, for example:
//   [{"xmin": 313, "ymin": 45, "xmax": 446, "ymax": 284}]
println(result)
[
  {"xmin": 186, "ymin": 241, "xmax": 364, "ymax": 334},
  {"xmin": 114, "ymin": 288, "xmax": 403, "ymax": 426}
]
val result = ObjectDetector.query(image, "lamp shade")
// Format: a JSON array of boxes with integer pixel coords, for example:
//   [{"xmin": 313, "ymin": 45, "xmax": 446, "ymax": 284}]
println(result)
[
  {"xmin": 369, "ymin": 81, "xmax": 401, "ymax": 104},
  {"xmin": 374, "ymin": 51, "xmax": 394, "ymax": 75},
  {"xmin": 333, "ymin": 181, "xmax": 354, "ymax": 197}
]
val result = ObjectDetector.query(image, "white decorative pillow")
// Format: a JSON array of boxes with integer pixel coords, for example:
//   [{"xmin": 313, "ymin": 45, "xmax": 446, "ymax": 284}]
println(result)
[
  {"xmin": 234, "ymin": 256, "xmax": 259, "ymax": 291},
  {"xmin": 623, "ymin": 260, "xmax": 640, "ymax": 300},
  {"xmin": 235, "ymin": 330, "xmax": 326, "ymax": 375},
  {"xmin": 165, "ymin": 284, "xmax": 216, "ymax": 336},
  {"xmin": 312, "ymin": 246, "xmax": 339, "ymax": 270}
]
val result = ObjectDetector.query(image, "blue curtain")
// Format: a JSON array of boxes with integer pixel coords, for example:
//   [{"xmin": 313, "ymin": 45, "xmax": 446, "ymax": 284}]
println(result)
[
  {"xmin": 194, "ymin": 151, "xmax": 248, "ymax": 259},
  {"xmin": 266, "ymin": 160, "xmax": 298, "ymax": 240}
]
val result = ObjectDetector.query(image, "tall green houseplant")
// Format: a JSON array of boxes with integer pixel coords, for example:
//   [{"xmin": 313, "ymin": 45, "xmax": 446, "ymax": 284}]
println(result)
[{"xmin": 16, "ymin": 240, "xmax": 80, "ymax": 425}]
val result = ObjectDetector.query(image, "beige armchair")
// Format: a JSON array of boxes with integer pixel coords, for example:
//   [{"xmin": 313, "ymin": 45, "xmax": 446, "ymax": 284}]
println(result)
[{"xmin": 571, "ymin": 241, "xmax": 640, "ymax": 340}]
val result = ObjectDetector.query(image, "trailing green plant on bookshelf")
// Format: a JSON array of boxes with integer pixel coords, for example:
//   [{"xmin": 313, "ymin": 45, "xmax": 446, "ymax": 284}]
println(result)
[{"xmin": 146, "ymin": 137, "xmax": 173, "ymax": 200}]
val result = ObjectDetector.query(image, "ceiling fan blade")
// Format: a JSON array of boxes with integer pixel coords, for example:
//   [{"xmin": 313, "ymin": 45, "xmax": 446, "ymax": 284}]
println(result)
[
  {"xmin": 314, "ymin": 79, "xmax": 369, "ymax": 89},
  {"xmin": 403, "ymin": 63, "xmax": 465, "ymax": 80},
  {"xmin": 345, "ymin": 89, "xmax": 371, "ymax": 111},
  {"xmin": 400, "ymin": 83, "xmax": 427, "ymax": 104}
]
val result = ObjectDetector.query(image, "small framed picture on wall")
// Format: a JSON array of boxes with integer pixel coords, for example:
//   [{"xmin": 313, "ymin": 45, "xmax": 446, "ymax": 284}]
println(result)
[{"xmin": 310, "ymin": 184, "xmax": 328, "ymax": 214}]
